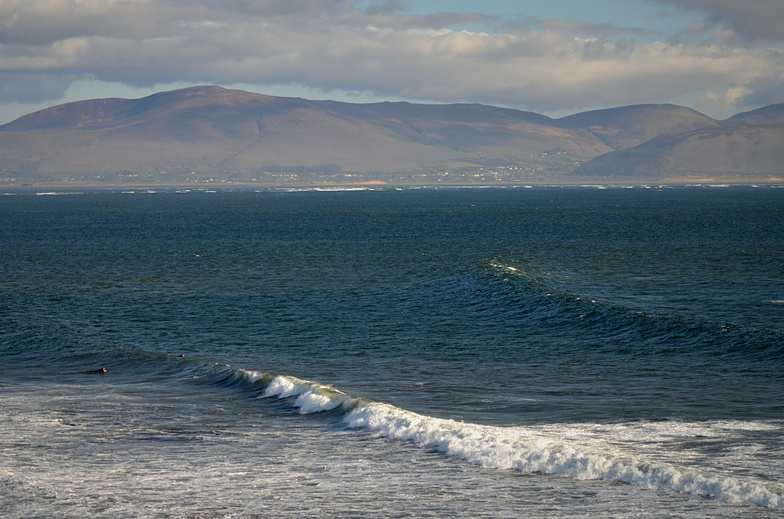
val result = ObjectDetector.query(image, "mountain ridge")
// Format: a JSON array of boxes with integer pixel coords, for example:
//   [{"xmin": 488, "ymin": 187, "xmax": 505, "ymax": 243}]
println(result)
[
  {"xmin": 1, "ymin": 86, "xmax": 781, "ymax": 184},
  {"xmin": 573, "ymin": 103, "xmax": 784, "ymax": 180}
]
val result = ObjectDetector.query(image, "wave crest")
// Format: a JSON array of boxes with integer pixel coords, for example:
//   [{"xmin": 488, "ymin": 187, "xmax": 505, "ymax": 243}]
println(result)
[
  {"xmin": 262, "ymin": 374, "xmax": 360, "ymax": 414},
  {"xmin": 255, "ymin": 373, "xmax": 783, "ymax": 509}
]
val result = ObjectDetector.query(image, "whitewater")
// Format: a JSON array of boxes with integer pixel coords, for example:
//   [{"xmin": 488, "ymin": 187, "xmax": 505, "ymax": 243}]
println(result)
[{"xmin": 2, "ymin": 185, "xmax": 783, "ymax": 518}]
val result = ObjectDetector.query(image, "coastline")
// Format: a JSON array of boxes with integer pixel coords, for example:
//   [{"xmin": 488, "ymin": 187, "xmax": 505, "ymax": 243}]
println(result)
[{"xmin": 3, "ymin": 177, "xmax": 784, "ymax": 192}]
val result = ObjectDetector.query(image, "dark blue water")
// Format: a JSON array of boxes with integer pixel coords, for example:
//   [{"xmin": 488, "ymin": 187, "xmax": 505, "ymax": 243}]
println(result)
[{"xmin": 2, "ymin": 186, "xmax": 783, "ymax": 517}]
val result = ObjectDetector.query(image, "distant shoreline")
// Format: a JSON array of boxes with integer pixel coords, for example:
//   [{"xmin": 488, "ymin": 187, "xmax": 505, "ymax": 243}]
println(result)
[{"xmin": 3, "ymin": 178, "xmax": 783, "ymax": 191}]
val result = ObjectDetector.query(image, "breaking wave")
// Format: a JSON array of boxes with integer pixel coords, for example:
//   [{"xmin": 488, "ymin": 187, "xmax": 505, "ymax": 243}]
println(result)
[{"xmin": 206, "ymin": 366, "xmax": 783, "ymax": 510}]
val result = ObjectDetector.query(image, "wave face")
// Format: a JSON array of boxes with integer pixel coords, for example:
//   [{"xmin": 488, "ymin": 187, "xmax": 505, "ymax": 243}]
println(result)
[
  {"xmin": 2, "ymin": 186, "xmax": 784, "ymax": 517},
  {"xmin": 134, "ymin": 357, "xmax": 784, "ymax": 510},
  {"xmin": 179, "ymin": 367, "xmax": 784, "ymax": 509},
  {"xmin": 194, "ymin": 366, "xmax": 780, "ymax": 510}
]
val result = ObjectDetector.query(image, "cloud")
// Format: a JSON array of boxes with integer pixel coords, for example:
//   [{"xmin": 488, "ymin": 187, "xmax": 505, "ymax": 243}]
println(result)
[
  {"xmin": 536, "ymin": 19, "xmax": 657, "ymax": 40},
  {"xmin": 729, "ymin": 73, "xmax": 784, "ymax": 108},
  {"xmin": 0, "ymin": 71, "xmax": 78, "ymax": 103},
  {"xmin": 651, "ymin": 0, "xmax": 784, "ymax": 43},
  {"xmin": 1, "ymin": 0, "xmax": 783, "ymax": 116},
  {"xmin": 363, "ymin": 0, "xmax": 407, "ymax": 16}
]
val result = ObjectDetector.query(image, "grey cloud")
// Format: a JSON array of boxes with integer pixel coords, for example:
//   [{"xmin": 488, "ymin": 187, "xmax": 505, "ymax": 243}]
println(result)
[
  {"xmin": 651, "ymin": 0, "xmax": 784, "ymax": 42},
  {"xmin": 0, "ymin": 2, "xmax": 200, "ymax": 45},
  {"xmin": 177, "ymin": 0, "xmax": 357, "ymax": 17},
  {"xmin": 0, "ymin": 1, "xmax": 362, "ymax": 46},
  {"xmin": 1, "ymin": 0, "xmax": 783, "ymax": 115},
  {"xmin": 363, "ymin": 0, "xmax": 408, "ymax": 15},
  {"xmin": 538, "ymin": 19, "xmax": 657, "ymax": 40},
  {"xmin": 734, "ymin": 74, "xmax": 784, "ymax": 109},
  {"xmin": 0, "ymin": 72, "xmax": 76, "ymax": 103}
]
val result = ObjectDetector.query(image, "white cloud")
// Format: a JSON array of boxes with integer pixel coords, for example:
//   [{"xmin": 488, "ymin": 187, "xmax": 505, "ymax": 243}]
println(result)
[{"xmin": 1, "ymin": 0, "xmax": 783, "ymax": 119}]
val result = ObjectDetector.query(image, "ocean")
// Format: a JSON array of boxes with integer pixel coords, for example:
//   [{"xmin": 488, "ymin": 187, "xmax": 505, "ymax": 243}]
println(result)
[{"xmin": 1, "ymin": 185, "xmax": 782, "ymax": 518}]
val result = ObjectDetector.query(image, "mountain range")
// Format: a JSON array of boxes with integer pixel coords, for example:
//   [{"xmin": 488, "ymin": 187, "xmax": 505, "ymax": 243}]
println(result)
[{"xmin": 1, "ymin": 85, "xmax": 782, "ymax": 185}]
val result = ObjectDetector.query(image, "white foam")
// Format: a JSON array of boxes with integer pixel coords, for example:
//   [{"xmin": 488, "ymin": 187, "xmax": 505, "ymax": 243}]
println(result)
[
  {"xmin": 261, "ymin": 374, "xmax": 782, "ymax": 509},
  {"xmin": 294, "ymin": 390, "xmax": 342, "ymax": 413},
  {"xmin": 262, "ymin": 375, "xmax": 358, "ymax": 414},
  {"xmin": 341, "ymin": 403, "xmax": 783, "ymax": 509},
  {"xmin": 263, "ymin": 375, "xmax": 302, "ymax": 398}
]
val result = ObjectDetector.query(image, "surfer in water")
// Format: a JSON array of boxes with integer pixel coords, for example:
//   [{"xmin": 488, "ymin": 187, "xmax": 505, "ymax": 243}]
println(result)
[{"xmin": 83, "ymin": 367, "xmax": 107, "ymax": 374}]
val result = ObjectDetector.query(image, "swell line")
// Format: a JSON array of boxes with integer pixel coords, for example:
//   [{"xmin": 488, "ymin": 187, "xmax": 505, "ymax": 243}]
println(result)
[
  {"xmin": 201, "ymin": 365, "xmax": 783, "ymax": 510},
  {"xmin": 486, "ymin": 260, "xmax": 784, "ymax": 358}
]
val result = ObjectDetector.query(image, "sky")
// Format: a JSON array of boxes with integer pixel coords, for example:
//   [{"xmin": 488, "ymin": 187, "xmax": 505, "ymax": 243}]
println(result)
[{"xmin": 1, "ymin": 0, "xmax": 784, "ymax": 124}]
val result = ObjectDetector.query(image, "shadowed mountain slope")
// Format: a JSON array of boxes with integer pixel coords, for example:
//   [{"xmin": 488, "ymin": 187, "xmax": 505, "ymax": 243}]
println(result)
[
  {"xmin": 573, "ymin": 103, "xmax": 784, "ymax": 180},
  {"xmin": 558, "ymin": 104, "xmax": 719, "ymax": 150},
  {"xmin": 723, "ymin": 104, "xmax": 784, "ymax": 126},
  {"xmin": 573, "ymin": 124, "xmax": 784, "ymax": 180},
  {"xmin": 1, "ymin": 86, "xmax": 781, "ymax": 183}
]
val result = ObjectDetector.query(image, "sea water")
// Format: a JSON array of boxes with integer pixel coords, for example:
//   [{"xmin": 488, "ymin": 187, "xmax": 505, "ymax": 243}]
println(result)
[{"xmin": 1, "ymin": 185, "xmax": 782, "ymax": 518}]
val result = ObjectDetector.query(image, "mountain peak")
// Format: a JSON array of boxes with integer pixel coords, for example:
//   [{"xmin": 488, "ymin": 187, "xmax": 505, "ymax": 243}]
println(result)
[
  {"xmin": 725, "ymin": 104, "xmax": 784, "ymax": 126},
  {"xmin": 0, "ymin": 85, "xmax": 272, "ymax": 132},
  {"xmin": 1, "ymin": 86, "xmax": 782, "ymax": 184}
]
